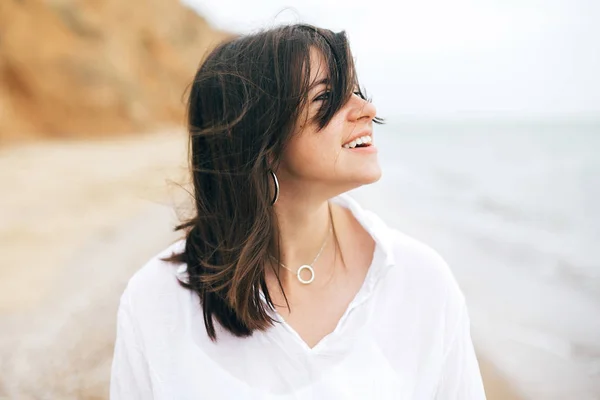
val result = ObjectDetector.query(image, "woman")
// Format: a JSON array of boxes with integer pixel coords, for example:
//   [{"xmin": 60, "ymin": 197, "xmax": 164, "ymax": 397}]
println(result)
[{"xmin": 110, "ymin": 24, "xmax": 486, "ymax": 399}]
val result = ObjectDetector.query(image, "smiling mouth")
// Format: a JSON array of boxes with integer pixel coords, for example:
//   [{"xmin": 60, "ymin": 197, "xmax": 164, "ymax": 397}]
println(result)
[{"xmin": 342, "ymin": 135, "xmax": 373, "ymax": 149}]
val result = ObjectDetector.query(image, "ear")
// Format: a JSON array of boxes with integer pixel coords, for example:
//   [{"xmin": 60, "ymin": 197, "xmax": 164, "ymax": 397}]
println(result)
[
  {"xmin": 267, "ymin": 156, "xmax": 274, "ymax": 169},
  {"xmin": 265, "ymin": 148, "xmax": 276, "ymax": 170}
]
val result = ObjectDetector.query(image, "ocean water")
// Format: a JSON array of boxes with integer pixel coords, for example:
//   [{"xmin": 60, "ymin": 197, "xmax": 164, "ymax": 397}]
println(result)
[{"xmin": 351, "ymin": 120, "xmax": 600, "ymax": 399}]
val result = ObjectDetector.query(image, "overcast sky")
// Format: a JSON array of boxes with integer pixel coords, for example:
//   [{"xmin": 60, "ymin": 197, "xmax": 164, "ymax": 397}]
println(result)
[{"xmin": 184, "ymin": 0, "xmax": 600, "ymax": 119}]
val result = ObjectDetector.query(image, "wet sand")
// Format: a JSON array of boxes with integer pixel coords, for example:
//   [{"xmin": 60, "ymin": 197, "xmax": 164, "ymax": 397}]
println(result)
[{"xmin": 0, "ymin": 130, "xmax": 523, "ymax": 398}]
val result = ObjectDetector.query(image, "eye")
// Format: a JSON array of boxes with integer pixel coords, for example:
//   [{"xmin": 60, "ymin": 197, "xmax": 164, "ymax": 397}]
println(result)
[
  {"xmin": 353, "ymin": 90, "xmax": 365, "ymax": 99},
  {"xmin": 314, "ymin": 91, "xmax": 331, "ymax": 102}
]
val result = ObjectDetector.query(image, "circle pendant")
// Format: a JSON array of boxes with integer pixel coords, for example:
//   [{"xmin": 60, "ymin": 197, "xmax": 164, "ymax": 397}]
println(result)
[{"xmin": 296, "ymin": 264, "xmax": 315, "ymax": 284}]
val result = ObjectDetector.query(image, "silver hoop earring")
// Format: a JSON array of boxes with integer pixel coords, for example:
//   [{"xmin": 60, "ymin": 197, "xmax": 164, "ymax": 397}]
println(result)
[{"xmin": 269, "ymin": 170, "xmax": 279, "ymax": 205}]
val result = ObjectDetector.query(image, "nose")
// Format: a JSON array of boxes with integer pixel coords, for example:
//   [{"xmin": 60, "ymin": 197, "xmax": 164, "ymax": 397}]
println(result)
[{"xmin": 347, "ymin": 94, "xmax": 377, "ymax": 122}]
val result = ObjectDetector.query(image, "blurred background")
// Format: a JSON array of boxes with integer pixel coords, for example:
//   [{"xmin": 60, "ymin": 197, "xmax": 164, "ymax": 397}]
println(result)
[{"xmin": 0, "ymin": 0, "xmax": 598, "ymax": 398}]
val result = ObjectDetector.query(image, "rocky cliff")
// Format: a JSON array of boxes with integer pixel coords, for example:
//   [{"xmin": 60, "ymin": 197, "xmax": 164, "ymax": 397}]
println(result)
[{"xmin": 0, "ymin": 0, "xmax": 231, "ymax": 142}]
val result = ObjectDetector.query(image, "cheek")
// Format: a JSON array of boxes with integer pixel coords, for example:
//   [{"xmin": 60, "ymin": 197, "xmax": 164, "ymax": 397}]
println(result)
[{"xmin": 282, "ymin": 132, "xmax": 341, "ymax": 179}]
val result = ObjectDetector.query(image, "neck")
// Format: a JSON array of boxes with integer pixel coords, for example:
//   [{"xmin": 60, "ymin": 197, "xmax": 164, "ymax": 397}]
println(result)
[{"xmin": 271, "ymin": 189, "xmax": 337, "ymax": 287}]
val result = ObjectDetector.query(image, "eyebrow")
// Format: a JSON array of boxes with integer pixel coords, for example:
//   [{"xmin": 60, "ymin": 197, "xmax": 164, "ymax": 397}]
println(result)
[{"xmin": 309, "ymin": 78, "xmax": 329, "ymax": 91}]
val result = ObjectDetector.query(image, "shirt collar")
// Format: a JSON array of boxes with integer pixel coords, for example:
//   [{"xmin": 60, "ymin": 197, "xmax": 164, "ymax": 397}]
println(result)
[
  {"xmin": 332, "ymin": 192, "xmax": 396, "ymax": 269},
  {"xmin": 176, "ymin": 193, "xmax": 397, "ymax": 284}
]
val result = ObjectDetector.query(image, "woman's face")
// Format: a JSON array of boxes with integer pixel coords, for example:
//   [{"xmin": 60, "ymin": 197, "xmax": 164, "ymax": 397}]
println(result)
[{"xmin": 278, "ymin": 48, "xmax": 381, "ymax": 197}]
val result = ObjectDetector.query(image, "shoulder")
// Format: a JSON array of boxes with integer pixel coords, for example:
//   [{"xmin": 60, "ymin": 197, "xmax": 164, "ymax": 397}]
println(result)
[
  {"xmin": 389, "ymin": 228, "xmax": 462, "ymax": 297},
  {"xmin": 338, "ymin": 192, "xmax": 465, "ymax": 306},
  {"xmin": 127, "ymin": 238, "xmax": 187, "ymax": 292},
  {"xmin": 119, "ymin": 239, "xmax": 190, "ymax": 320},
  {"xmin": 358, "ymin": 204, "xmax": 465, "ymax": 311},
  {"xmin": 367, "ymin": 212, "xmax": 468, "ymax": 342}
]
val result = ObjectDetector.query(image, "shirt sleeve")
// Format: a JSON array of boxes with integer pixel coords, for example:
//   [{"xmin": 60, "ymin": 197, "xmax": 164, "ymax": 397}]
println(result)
[
  {"xmin": 434, "ymin": 305, "xmax": 487, "ymax": 399},
  {"xmin": 110, "ymin": 289, "xmax": 154, "ymax": 399}
]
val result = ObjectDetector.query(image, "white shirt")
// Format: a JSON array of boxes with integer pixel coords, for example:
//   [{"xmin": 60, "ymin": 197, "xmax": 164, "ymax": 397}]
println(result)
[{"xmin": 110, "ymin": 194, "xmax": 486, "ymax": 399}]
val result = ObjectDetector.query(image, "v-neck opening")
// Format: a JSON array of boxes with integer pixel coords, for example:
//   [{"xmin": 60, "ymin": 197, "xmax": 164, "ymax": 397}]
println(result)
[
  {"xmin": 259, "ymin": 193, "xmax": 396, "ymax": 354},
  {"xmin": 269, "ymin": 241, "xmax": 384, "ymax": 354}
]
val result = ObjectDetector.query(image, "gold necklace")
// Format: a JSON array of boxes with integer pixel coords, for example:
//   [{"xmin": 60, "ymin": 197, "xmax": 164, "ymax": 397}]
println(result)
[{"xmin": 272, "ymin": 204, "xmax": 333, "ymax": 285}]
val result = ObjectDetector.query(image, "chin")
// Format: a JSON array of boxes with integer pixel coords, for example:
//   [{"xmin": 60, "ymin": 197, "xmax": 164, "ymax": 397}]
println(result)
[
  {"xmin": 343, "ymin": 166, "xmax": 383, "ymax": 191},
  {"xmin": 361, "ymin": 170, "xmax": 383, "ymax": 185},
  {"xmin": 361, "ymin": 163, "xmax": 383, "ymax": 183}
]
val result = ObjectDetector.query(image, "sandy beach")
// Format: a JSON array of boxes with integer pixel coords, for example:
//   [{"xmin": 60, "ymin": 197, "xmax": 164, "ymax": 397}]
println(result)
[{"xmin": 0, "ymin": 130, "xmax": 523, "ymax": 399}]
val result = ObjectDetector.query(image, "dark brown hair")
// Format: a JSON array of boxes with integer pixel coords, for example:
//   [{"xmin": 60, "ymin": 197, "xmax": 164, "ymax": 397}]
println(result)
[{"xmin": 166, "ymin": 23, "xmax": 378, "ymax": 341}]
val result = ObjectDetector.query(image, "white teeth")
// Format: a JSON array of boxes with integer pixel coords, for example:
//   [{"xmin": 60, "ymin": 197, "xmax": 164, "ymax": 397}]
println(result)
[{"xmin": 343, "ymin": 135, "xmax": 372, "ymax": 148}]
